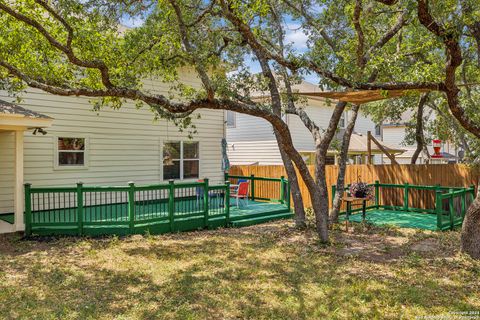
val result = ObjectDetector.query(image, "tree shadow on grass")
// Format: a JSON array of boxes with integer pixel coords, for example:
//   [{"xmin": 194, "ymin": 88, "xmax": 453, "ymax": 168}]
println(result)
[{"xmin": 0, "ymin": 223, "xmax": 479, "ymax": 319}]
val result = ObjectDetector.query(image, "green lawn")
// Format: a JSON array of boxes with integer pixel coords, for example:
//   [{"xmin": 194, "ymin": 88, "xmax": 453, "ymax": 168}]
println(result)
[{"xmin": 1, "ymin": 221, "xmax": 479, "ymax": 319}]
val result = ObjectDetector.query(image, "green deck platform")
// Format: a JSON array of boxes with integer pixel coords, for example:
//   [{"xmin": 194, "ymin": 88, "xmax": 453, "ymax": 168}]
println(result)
[
  {"xmin": 28, "ymin": 199, "xmax": 293, "ymax": 236},
  {"xmin": 340, "ymin": 209, "xmax": 440, "ymax": 230}
]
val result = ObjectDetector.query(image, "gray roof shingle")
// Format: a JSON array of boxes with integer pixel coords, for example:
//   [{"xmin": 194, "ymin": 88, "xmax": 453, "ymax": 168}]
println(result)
[{"xmin": 0, "ymin": 99, "xmax": 51, "ymax": 119}]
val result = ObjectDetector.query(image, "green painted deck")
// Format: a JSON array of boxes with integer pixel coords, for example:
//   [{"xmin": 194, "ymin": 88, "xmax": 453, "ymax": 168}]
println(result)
[
  {"xmin": 340, "ymin": 209, "xmax": 439, "ymax": 230},
  {"xmin": 28, "ymin": 199, "xmax": 292, "ymax": 236},
  {"xmin": 30, "ymin": 200, "xmax": 289, "ymax": 222}
]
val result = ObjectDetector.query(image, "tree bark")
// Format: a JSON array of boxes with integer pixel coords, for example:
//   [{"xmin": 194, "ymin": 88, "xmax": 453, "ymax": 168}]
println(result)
[
  {"xmin": 330, "ymin": 104, "xmax": 361, "ymax": 223},
  {"xmin": 461, "ymin": 185, "xmax": 480, "ymax": 259},
  {"xmin": 278, "ymin": 143, "xmax": 306, "ymax": 228},
  {"xmin": 314, "ymin": 156, "xmax": 330, "ymax": 242},
  {"xmin": 411, "ymin": 93, "xmax": 429, "ymax": 164}
]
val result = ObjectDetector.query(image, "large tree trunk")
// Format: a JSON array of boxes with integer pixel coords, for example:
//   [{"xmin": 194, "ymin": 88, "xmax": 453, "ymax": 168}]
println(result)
[
  {"xmin": 330, "ymin": 104, "xmax": 361, "ymax": 223},
  {"xmin": 461, "ymin": 185, "xmax": 480, "ymax": 259},
  {"xmin": 278, "ymin": 143, "xmax": 306, "ymax": 228},
  {"xmin": 411, "ymin": 93, "xmax": 429, "ymax": 164},
  {"xmin": 311, "ymin": 101, "xmax": 349, "ymax": 242},
  {"xmin": 314, "ymin": 159, "xmax": 330, "ymax": 242}
]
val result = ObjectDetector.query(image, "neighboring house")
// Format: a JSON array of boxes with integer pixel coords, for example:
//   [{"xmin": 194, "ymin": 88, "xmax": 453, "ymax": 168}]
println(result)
[
  {"xmin": 381, "ymin": 116, "xmax": 459, "ymax": 164},
  {"xmin": 226, "ymin": 80, "xmax": 388, "ymax": 165},
  {"xmin": 0, "ymin": 68, "xmax": 226, "ymax": 234}
]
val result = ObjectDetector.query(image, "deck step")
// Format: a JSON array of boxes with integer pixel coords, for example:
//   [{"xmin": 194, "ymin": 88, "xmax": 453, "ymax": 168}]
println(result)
[
  {"xmin": 230, "ymin": 212, "xmax": 293, "ymax": 227},
  {"xmin": 229, "ymin": 207, "xmax": 290, "ymax": 221}
]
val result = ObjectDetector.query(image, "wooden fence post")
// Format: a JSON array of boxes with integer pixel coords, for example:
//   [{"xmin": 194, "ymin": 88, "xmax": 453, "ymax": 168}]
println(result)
[
  {"xmin": 225, "ymin": 181, "xmax": 230, "ymax": 225},
  {"xmin": 77, "ymin": 182, "xmax": 84, "ymax": 236},
  {"xmin": 404, "ymin": 183, "xmax": 409, "ymax": 211},
  {"xmin": 203, "ymin": 178, "xmax": 209, "ymax": 228},
  {"xmin": 24, "ymin": 183, "xmax": 32, "ymax": 236},
  {"xmin": 168, "ymin": 180, "xmax": 175, "ymax": 231},
  {"xmin": 128, "ymin": 182, "xmax": 135, "ymax": 233},
  {"xmin": 250, "ymin": 174, "xmax": 255, "ymax": 201}
]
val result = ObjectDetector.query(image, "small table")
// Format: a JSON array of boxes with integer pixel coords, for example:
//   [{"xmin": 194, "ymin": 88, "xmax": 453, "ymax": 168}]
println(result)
[{"xmin": 343, "ymin": 196, "xmax": 368, "ymax": 231}]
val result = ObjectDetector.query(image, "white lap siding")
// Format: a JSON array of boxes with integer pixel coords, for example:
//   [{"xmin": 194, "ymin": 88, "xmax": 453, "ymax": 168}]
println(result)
[
  {"xmin": 0, "ymin": 73, "xmax": 224, "ymax": 198},
  {"xmin": 0, "ymin": 131, "xmax": 14, "ymax": 214}
]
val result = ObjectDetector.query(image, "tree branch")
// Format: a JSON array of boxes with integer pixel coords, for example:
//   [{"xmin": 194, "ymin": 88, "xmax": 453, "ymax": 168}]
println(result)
[
  {"xmin": 168, "ymin": 0, "xmax": 216, "ymax": 100},
  {"xmin": 0, "ymin": 1, "xmax": 114, "ymax": 88},
  {"xmin": 417, "ymin": 0, "xmax": 480, "ymax": 138},
  {"xmin": 364, "ymin": 9, "xmax": 408, "ymax": 63},
  {"xmin": 411, "ymin": 93, "xmax": 429, "ymax": 164}
]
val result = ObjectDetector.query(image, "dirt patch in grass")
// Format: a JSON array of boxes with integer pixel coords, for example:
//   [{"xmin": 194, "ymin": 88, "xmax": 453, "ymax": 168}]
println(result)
[{"xmin": 0, "ymin": 221, "xmax": 479, "ymax": 319}]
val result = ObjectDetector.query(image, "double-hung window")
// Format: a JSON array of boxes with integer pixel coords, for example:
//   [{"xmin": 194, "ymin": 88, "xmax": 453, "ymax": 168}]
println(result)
[
  {"xmin": 55, "ymin": 137, "xmax": 87, "ymax": 168},
  {"xmin": 163, "ymin": 141, "xmax": 199, "ymax": 180}
]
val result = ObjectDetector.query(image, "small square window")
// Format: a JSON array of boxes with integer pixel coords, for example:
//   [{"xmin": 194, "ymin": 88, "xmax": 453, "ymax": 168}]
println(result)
[{"xmin": 57, "ymin": 137, "xmax": 86, "ymax": 167}]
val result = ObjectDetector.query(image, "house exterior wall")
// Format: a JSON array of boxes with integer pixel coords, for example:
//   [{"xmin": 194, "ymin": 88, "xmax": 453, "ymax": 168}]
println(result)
[
  {"xmin": 0, "ymin": 71, "xmax": 225, "ymax": 215},
  {"xmin": 0, "ymin": 131, "xmax": 14, "ymax": 214},
  {"xmin": 227, "ymin": 140, "xmax": 283, "ymax": 165},
  {"xmin": 226, "ymin": 111, "xmax": 276, "ymax": 142},
  {"xmin": 226, "ymin": 98, "xmax": 378, "ymax": 164},
  {"xmin": 382, "ymin": 126, "xmax": 407, "ymax": 147}
]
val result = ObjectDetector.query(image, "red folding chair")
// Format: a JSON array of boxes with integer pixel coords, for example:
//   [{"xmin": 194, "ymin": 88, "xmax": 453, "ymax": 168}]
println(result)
[{"xmin": 231, "ymin": 181, "xmax": 249, "ymax": 208}]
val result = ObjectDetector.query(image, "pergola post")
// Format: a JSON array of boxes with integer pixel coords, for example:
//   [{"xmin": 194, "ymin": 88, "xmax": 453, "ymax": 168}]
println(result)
[{"xmin": 14, "ymin": 130, "xmax": 24, "ymax": 231}]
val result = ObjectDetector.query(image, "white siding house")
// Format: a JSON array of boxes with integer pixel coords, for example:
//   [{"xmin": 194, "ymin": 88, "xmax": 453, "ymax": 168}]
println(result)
[
  {"xmin": 0, "ymin": 69, "xmax": 225, "ymax": 233},
  {"xmin": 227, "ymin": 93, "xmax": 381, "ymax": 165}
]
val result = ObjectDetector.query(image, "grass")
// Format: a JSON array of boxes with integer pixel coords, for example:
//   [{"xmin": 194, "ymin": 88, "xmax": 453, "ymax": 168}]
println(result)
[{"xmin": 1, "ymin": 220, "xmax": 479, "ymax": 319}]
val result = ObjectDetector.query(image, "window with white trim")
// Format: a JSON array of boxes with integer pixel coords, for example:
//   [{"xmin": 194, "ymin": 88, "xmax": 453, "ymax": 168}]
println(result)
[
  {"xmin": 163, "ymin": 141, "xmax": 199, "ymax": 180},
  {"xmin": 226, "ymin": 111, "xmax": 236, "ymax": 128},
  {"xmin": 56, "ymin": 137, "xmax": 86, "ymax": 167},
  {"xmin": 375, "ymin": 124, "xmax": 382, "ymax": 136}
]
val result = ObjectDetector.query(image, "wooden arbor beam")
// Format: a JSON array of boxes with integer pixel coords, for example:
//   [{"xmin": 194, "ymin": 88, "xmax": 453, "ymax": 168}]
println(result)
[{"xmin": 367, "ymin": 131, "xmax": 398, "ymax": 165}]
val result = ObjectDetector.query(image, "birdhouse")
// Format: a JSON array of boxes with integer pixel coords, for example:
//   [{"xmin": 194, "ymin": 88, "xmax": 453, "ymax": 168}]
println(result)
[{"xmin": 431, "ymin": 139, "xmax": 443, "ymax": 158}]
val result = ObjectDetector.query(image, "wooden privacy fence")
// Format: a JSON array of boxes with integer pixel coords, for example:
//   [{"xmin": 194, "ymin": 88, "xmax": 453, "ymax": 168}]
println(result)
[{"xmin": 229, "ymin": 164, "xmax": 479, "ymax": 209}]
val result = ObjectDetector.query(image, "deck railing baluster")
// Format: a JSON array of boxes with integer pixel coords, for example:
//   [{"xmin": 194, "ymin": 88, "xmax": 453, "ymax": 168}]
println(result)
[
  {"xmin": 128, "ymin": 182, "xmax": 135, "ymax": 232},
  {"xmin": 77, "ymin": 182, "xmax": 83, "ymax": 235}
]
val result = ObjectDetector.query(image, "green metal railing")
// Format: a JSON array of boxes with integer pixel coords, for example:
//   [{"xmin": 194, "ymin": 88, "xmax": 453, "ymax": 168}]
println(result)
[
  {"xmin": 25, "ymin": 175, "xmax": 291, "ymax": 236},
  {"xmin": 331, "ymin": 181, "xmax": 475, "ymax": 230},
  {"xmin": 25, "ymin": 179, "xmax": 231, "ymax": 236},
  {"xmin": 225, "ymin": 173, "xmax": 291, "ymax": 208}
]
